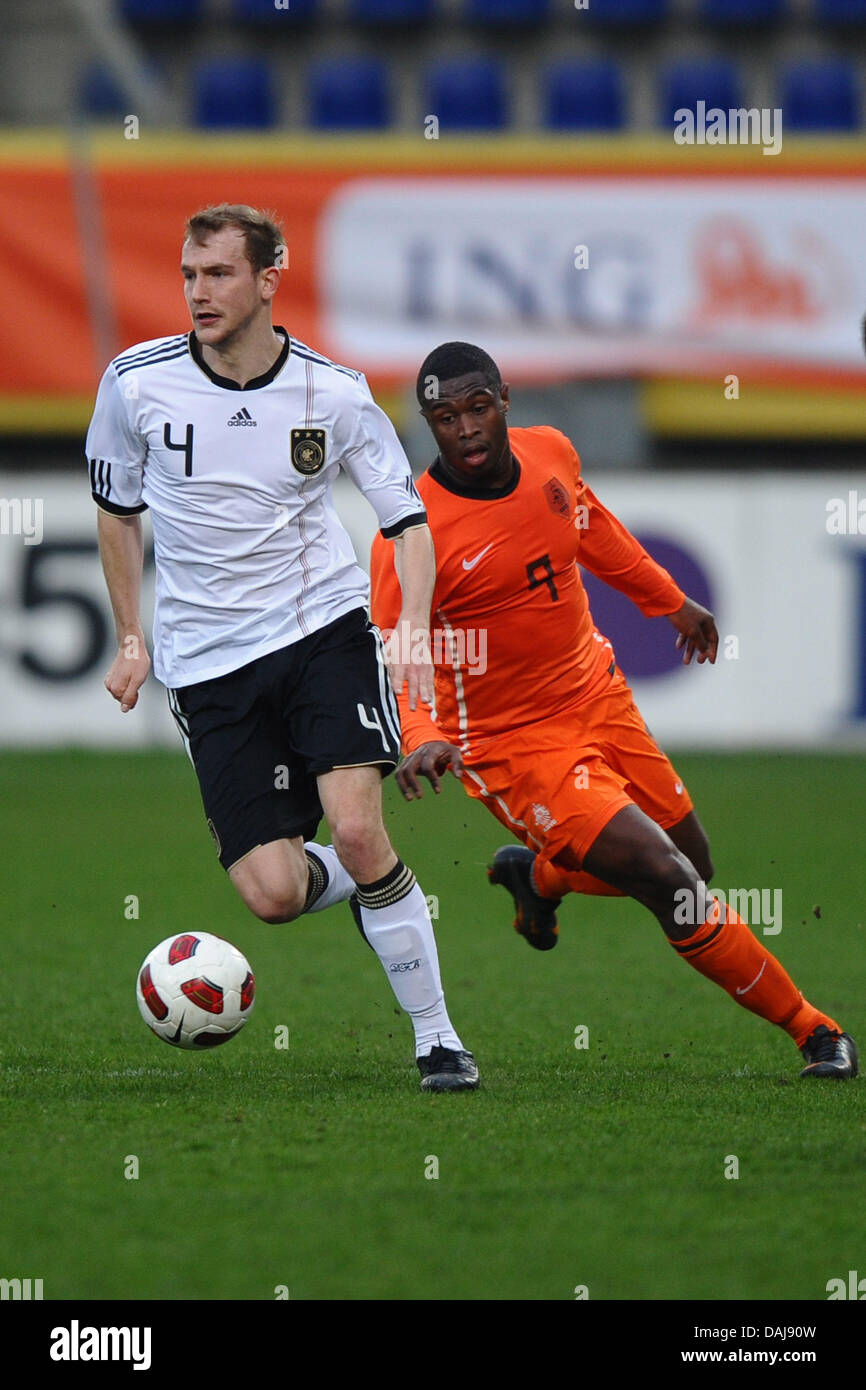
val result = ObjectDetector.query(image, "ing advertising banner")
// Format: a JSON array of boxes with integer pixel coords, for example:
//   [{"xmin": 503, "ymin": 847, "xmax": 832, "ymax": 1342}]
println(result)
[
  {"xmin": 1, "ymin": 135, "xmax": 866, "ymax": 429},
  {"xmin": 320, "ymin": 175, "xmax": 866, "ymax": 379}
]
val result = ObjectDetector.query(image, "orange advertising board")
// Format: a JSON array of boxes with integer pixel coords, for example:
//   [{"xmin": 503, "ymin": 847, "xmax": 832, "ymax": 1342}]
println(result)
[{"xmin": 1, "ymin": 132, "xmax": 865, "ymax": 430}]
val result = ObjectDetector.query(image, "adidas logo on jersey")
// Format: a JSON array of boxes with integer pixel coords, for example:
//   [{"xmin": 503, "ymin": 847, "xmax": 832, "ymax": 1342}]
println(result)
[{"xmin": 227, "ymin": 408, "xmax": 257, "ymax": 427}]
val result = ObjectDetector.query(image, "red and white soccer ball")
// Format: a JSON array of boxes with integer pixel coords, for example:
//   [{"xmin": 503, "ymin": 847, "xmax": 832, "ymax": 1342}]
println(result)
[{"xmin": 136, "ymin": 932, "xmax": 255, "ymax": 1049}]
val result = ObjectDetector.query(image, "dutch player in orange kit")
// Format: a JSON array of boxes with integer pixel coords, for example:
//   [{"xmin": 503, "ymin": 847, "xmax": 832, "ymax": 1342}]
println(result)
[{"xmin": 370, "ymin": 342, "xmax": 857, "ymax": 1081}]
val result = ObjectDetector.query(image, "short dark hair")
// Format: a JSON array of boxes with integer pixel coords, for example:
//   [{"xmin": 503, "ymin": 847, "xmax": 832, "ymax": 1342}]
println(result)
[
  {"xmin": 184, "ymin": 203, "xmax": 285, "ymax": 273},
  {"xmin": 416, "ymin": 341, "xmax": 502, "ymax": 407}
]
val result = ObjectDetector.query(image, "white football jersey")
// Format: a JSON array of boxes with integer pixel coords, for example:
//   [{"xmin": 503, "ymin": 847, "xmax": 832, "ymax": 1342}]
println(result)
[{"xmin": 86, "ymin": 328, "xmax": 426, "ymax": 688}]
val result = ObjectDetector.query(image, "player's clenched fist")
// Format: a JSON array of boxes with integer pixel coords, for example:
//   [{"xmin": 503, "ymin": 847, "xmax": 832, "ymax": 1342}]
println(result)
[
  {"xmin": 396, "ymin": 741, "xmax": 464, "ymax": 800},
  {"xmin": 105, "ymin": 635, "xmax": 151, "ymax": 713}
]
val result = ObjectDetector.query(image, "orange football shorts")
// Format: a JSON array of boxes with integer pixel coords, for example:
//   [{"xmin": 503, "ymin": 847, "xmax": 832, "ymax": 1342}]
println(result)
[{"xmin": 459, "ymin": 666, "xmax": 694, "ymax": 869}]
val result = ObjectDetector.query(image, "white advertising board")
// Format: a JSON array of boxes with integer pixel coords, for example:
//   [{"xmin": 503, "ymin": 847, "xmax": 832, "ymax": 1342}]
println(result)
[{"xmin": 2, "ymin": 472, "xmax": 866, "ymax": 749}]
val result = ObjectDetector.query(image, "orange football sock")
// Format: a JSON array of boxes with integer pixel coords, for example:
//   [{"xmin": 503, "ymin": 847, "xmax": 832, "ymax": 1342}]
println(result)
[
  {"xmin": 672, "ymin": 901, "xmax": 839, "ymax": 1047},
  {"xmin": 534, "ymin": 857, "xmax": 624, "ymax": 900}
]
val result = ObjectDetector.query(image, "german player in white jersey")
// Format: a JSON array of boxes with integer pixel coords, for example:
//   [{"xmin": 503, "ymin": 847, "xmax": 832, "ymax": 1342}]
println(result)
[{"xmin": 87, "ymin": 203, "xmax": 478, "ymax": 1092}]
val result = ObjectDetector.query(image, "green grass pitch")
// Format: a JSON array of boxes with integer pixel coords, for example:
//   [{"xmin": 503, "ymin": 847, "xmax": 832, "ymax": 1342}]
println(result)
[{"xmin": 0, "ymin": 749, "xmax": 863, "ymax": 1301}]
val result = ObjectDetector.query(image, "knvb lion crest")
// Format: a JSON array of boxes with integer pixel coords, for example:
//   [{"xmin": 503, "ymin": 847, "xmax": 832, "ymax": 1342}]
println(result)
[
  {"xmin": 543, "ymin": 476, "xmax": 571, "ymax": 519},
  {"xmin": 291, "ymin": 428, "xmax": 326, "ymax": 476}
]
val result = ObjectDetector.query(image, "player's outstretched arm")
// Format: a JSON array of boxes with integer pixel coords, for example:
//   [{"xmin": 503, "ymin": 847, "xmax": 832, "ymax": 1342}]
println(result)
[
  {"xmin": 666, "ymin": 597, "xmax": 719, "ymax": 665},
  {"xmin": 391, "ymin": 523, "xmax": 435, "ymax": 711},
  {"xmin": 396, "ymin": 742, "xmax": 465, "ymax": 801},
  {"xmin": 97, "ymin": 509, "xmax": 151, "ymax": 711}
]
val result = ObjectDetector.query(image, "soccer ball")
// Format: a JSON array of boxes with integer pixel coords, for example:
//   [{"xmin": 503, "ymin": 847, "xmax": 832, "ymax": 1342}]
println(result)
[{"xmin": 136, "ymin": 932, "xmax": 255, "ymax": 1049}]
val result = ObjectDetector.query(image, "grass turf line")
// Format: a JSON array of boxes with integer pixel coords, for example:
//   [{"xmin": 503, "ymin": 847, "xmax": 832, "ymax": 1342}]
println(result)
[{"xmin": 0, "ymin": 750, "xmax": 863, "ymax": 1300}]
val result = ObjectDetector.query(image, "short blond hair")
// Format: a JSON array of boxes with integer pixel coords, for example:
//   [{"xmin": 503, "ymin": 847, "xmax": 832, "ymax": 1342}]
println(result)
[{"xmin": 184, "ymin": 203, "xmax": 285, "ymax": 273}]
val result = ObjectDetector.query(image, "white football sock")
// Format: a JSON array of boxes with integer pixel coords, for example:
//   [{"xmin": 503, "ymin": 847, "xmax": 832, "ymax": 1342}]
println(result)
[
  {"xmin": 355, "ymin": 861, "xmax": 464, "ymax": 1058},
  {"xmin": 303, "ymin": 844, "xmax": 355, "ymax": 913}
]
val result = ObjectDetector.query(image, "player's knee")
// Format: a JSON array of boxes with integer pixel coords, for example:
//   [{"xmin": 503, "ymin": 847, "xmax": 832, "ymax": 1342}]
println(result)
[
  {"xmin": 242, "ymin": 880, "xmax": 306, "ymax": 924},
  {"xmin": 330, "ymin": 817, "xmax": 387, "ymax": 879},
  {"xmin": 647, "ymin": 845, "xmax": 696, "ymax": 898}
]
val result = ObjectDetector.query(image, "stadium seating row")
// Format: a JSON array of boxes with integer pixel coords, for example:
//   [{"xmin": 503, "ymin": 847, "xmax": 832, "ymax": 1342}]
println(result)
[
  {"xmin": 117, "ymin": 0, "xmax": 866, "ymax": 26},
  {"xmin": 82, "ymin": 55, "xmax": 864, "ymax": 130}
]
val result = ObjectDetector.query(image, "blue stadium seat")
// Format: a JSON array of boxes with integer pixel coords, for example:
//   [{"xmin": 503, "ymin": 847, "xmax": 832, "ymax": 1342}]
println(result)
[
  {"xmin": 119, "ymin": 0, "xmax": 202, "ymax": 19},
  {"xmin": 192, "ymin": 59, "xmax": 277, "ymax": 129},
  {"xmin": 465, "ymin": 0, "xmax": 550, "ymax": 21},
  {"xmin": 660, "ymin": 58, "xmax": 741, "ymax": 126},
  {"xmin": 584, "ymin": 0, "xmax": 668, "ymax": 21},
  {"xmin": 699, "ymin": 0, "xmax": 784, "ymax": 21},
  {"xmin": 79, "ymin": 63, "xmax": 128, "ymax": 118},
  {"xmin": 79, "ymin": 61, "xmax": 166, "ymax": 116},
  {"xmin": 427, "ymin": 58, "xmax": 508, "ymax": 130},
  {"xmin": 815, "ymin": 0, "xmax": 866, "ymax": 23},
  {"xmin": 780, "ymin": 60, "xmax": 859, "ymax": 131},
  {"xmin": 232, "ymin": 0, "xmax": 319, "ymax": 19},
  {"xmin": 543, "ymin": 60, "xmax": 625, "ymax": 130},
  {"xmin": 308, "ymin": 58, "xmax": 390, "ymax": 129},
  {"xmin": 350, "ymin": 0, "xmax": 435, "ymax": 20}
]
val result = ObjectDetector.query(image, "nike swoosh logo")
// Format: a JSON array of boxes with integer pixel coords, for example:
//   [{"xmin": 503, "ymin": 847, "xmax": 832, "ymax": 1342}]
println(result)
[
  {"xmin": 675, "ymin": 782, "xmax": 683, "ymax": 794},
  {"xmin": 463, "ymin": 544, "xmax": 494, "ymax": 571},
  {"xmin": 736, "ymin": 960, "xmax": 766, "ymax": 996}
]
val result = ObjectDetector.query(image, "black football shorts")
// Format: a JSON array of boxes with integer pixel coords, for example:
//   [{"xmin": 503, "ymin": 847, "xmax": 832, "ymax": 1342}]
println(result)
[{"xmin": 167, "ymin": 608, "xmax": 402, "ymax": 871}]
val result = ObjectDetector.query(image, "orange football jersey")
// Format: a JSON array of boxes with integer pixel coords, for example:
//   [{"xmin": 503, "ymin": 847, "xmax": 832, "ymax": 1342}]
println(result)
[{"xmin": 370, "ymin": 426, "xmax": 685, "ymax": 757}]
